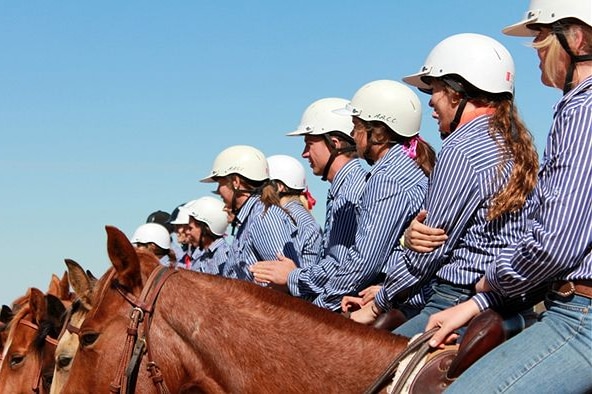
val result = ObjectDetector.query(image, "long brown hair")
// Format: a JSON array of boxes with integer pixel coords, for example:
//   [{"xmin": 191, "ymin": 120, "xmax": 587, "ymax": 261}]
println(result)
[
  {"xmin": 487, "ymin": 99, "xmax": 538, "ymax": 220},
  {"xmin": 258, "ymin": 180, "xmax": 296, "ymax": 225},
  {"xmin": 441, "ymin": 81, "xmax": 538, "ymax": 220}
]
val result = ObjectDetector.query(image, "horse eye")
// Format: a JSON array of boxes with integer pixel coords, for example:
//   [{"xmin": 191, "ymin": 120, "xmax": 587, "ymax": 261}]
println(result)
[
  {"xmin": 57, "ymin": 354, "xmax": 73, "ymax": 369},
  {"xmin": 10, "ymin": 354, "xmax": 24, "ymax": 368},
  {"xmin": 80, "ymin": 332, "xmax": 99, "ymax": 347}
]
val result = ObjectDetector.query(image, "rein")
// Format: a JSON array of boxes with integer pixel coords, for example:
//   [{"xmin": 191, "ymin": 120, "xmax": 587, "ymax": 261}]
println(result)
[
  {"xmin": 18, "ymin": 318, "xmax": 59, "ymax": 394},
  {"xmin": 108, "ymin": 266, "xmax": 177, "ymax": 394},
  {"xmin": 365, "ymin": 327, "xmax": 439, "ymax": 394}
]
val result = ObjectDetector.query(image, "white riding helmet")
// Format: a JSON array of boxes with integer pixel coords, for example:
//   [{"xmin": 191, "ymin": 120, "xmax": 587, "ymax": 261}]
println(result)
[
  {"xmin": 185, "ymin": 196, "xmax": 228, "ymax": 236},
  {"xmin": 201, "ymin": 145, "xmax": 269, "ymax": 183},
  {"xmin": 403, "ymin": 33, "xmax": 515, "ymax": 96},
  {"xmin": 503, "ymin": 0, "xmax": 592, "ymax": 36},
  {"xmin": 335, "ymin": 80, "xmax": 422, "ymax": 138},
  {"xmin": 130, "ymin": 223, "xmax": 171, "ymax": 250},
  {"xmin": 267, "ymin": 154, "xmax": 307, "ymax": 191},
  {"xmin": 286, "ymin": 98, "xmax": 354, "ymax": 139},
  {"xmin": 169, "ymin": 200, "xmax": 198, "ymax": 225}
]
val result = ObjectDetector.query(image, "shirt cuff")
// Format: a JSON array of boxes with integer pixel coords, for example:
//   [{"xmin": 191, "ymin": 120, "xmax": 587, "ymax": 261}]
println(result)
[
  {"xmin": 374, "ymin": 288, "xmax": 392, "ymax": 312},
  {"xmin": 472, "ymin": 291, "xmax": 504, "ymax": 312},
  {"xmin": 287, "ymin": 269, "xmax": 302, "ymax": 297}
]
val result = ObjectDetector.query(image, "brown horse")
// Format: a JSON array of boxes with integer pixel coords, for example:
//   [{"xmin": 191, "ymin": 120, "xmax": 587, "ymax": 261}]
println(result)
[
  {"xmin": 0, "ymin": 287, "xmax": 66, "ymax": 394},
  {"xmin": 1, "ymin": 292, "xmax": 37, "ymax": 361},
  {"xmin": 0, "ymin": 272, "xmax": 67, "ymax": 371},
  {"xmin": 61, "ymin": 226, "xmax": 409, "ymax": 393},
  {"xmin": 49, "ymin": 259, "xmax": 95, "ymax": 394}
]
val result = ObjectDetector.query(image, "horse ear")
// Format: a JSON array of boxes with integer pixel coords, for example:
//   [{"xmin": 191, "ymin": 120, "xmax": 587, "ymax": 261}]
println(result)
[
  {"xmin": 105, "ymin": 225, "xmax": 142, "ymax": 290},
  {"xmin": 0, "ymin": 305, "xmax": 13, "ymax": 323},
  {"xmin": 59, "ymin": 271, "xmax": 71, "ymax": 301},
  {"xmin": 47, "ymin": 274, "xmax": 60, "ymax": 297},
  {"xmin": 29, "ymin": 287, "xmax": 47, "ymax": 325},
  {"xmin": 86, "ymin": 269, "xmax": 98, "ymax": 282},
  {"xmin": 65, "ymin": 259, "xmax": 95, "ymax": 310},
  {"xmin": 45, "ymin": 294, "xmax": 67, "ymax": 332}
]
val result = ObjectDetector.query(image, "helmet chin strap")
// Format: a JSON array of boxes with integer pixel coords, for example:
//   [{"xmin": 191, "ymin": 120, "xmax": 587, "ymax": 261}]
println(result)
[
  {"xmin": 553, "ymin": 22, "xmax": 592, "ymax": 94},
  {"xmin": 229, "ymin": 181, "xmax": 260, "ymax": 235},
  {"xmin": 360, "ymin": 123, "xmax": 398, "ymax": 165},
  {"xmin": 321, "ymin": 134, "xmax": 356, "ymax": 181},
  {"xmin": 448, "ymin": 97, "xmax": 469, "ymax": 133}
]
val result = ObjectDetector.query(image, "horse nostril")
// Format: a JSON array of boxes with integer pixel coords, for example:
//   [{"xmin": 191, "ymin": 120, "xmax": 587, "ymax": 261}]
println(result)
[{"xmin": 57, "ymin": 355, "xmax": 73, "ymax": 369}]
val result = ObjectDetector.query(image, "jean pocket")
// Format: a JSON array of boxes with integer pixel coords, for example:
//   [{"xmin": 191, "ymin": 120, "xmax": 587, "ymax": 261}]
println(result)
[{"xmin": 433, "ymin": 284, "xmax": 472, "ymax": 305}]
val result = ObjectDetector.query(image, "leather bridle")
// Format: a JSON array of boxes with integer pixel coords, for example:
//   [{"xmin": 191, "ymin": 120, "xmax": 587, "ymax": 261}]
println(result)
[
  {"xmin": 105, "ymin": 266, "xmax": 178, "ymax": 394},
  {"xmin": 16, "ymin": 318, "xmax": 59, "ymax": 394}
]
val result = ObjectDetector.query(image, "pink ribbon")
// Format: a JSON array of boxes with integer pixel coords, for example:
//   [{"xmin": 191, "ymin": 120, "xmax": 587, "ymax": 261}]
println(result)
[
  {"xmin": 403, "ymin": 136, "xmax": 420, "ymax": 160},
  {"xmin": 302, "ymin": 188, "xmax": 317, "ymax": 210}
]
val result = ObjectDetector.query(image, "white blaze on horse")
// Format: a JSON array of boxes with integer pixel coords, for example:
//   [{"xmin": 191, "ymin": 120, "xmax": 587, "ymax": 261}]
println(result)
[{"xmin": 49, "ymin": 259, "xmax": 96, "ymax": 394}]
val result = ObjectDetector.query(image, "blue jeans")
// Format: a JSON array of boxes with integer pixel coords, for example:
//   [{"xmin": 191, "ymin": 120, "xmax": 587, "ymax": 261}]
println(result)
[
  {"xmin": 393, "ymin": 283, "xmax": 473, "ymax": 338},
  {"xmin": 447, "ymin": 293, "xmax": 592, "ymax": 393}
]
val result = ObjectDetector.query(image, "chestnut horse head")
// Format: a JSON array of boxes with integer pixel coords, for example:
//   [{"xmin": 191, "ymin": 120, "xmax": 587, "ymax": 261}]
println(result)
[
  {"xmin": 61, "ymin": 225, "xmax": 408, "ymax": 393},
  {"xmin": 49, "ymin": 259, "xmax": 96, "ymax": 394},
  {"xmin": 1, "ymin": 294, "xmax": 30, "ymax": 359},
  {"xmin": 0, "ymin": 287, "xmax": 66, "ymax": 393}
]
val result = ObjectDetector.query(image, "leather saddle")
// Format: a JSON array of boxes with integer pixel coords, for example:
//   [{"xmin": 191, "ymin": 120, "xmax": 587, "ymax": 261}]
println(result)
[{"xmin": 403, "ymin": 309, "xmax": 526, "ymax": 394}]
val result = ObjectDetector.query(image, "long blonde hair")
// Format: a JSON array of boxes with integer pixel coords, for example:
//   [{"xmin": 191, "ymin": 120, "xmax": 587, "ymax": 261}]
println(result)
[{"xmin": 532, "ymin": 22, "xmax": 592, "ymax": 90}]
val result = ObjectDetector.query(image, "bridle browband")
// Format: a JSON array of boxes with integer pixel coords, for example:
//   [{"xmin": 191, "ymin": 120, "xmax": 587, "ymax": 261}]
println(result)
[{"xmin": 107, "ymin": 266, "xmax": 178, "ymax": 394}]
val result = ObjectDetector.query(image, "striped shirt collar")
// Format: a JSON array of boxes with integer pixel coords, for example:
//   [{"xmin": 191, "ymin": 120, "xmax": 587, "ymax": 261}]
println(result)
[
  {"xmin": 235, "ymin": 195, "xmax": 259, "ymax": 227},
  {"xmin": 367, "ymin": 145, "xmax": 406, "ymax": 176},
  {"xmin": 441, "ymin": 113, "xmax": 491, "ymax": 148},
  {"xmin": 203, "ymin": 237, "xmax": 226, "ymax": 254},
  {"xmin": 329, "ymin": 158, "xmax": 363, "ymax": 198},
  {"xmin": 554, "ymin": 74, "xmax": 592, "ymax": 114}
]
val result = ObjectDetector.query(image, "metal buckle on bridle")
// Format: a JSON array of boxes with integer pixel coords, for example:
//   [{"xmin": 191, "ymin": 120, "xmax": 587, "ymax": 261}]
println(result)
[{"xmin": 129, "ymin": 307, "xmax": 145, "ymax": 322}]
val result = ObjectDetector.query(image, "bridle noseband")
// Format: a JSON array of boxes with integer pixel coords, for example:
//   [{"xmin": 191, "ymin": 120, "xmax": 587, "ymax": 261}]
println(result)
[{"xmin": 107, "ymin": 266, "xmax": 177, "ymax": 394}]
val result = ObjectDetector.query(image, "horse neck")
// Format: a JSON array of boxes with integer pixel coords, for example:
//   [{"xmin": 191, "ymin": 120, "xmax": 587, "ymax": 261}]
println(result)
[{"xmin": 148, "ymin": 273, "xmax": 409, "ymax": 393}]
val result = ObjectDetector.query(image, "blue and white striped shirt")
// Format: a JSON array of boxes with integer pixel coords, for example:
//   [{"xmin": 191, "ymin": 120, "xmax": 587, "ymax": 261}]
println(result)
[
  {"xmin": 284, "ymin": 200, "xmax": 322, "ymax": 268},
  {"xmin": 225, "ymin": 195, "xmax": 300, "ymax": 282},
  {"xmin": 313, "ymin": 147, "xmax": 428, "ymax": 311},
  {"xmin": 375, "ymin": 115, "xmax": 535, "ymax": 312},
  {"xmin": 475, "ymin": 76, "xmax": 592, "ymax": 310},
  {"xmin": 287, "ymin": 159, "xmax": 366, "ymax": 298},
  {"xmin": 191, "ymin": 237, "xmax": 230, "ymax": 275}
]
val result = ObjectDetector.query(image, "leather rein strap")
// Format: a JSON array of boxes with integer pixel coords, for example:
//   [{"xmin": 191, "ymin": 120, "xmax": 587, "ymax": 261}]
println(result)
[
  {"xmin": 365, "ymin": 327, "xmax": 439, "ymax": 394},
  {"xmin": 109, "ymin": 266, "xmax": 177, "ymax": 394}
]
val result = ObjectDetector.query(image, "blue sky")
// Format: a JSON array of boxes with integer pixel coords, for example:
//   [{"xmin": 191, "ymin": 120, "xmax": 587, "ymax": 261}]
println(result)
[{"xmin": 0, "ymin": 1, "xmax": 560, "ymax": 303}]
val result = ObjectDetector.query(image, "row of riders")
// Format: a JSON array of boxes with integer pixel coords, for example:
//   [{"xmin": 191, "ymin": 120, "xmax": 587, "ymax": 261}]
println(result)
[{"xmin": 1, "ymin": 1, "xmax": 591, "ymax": 392}]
